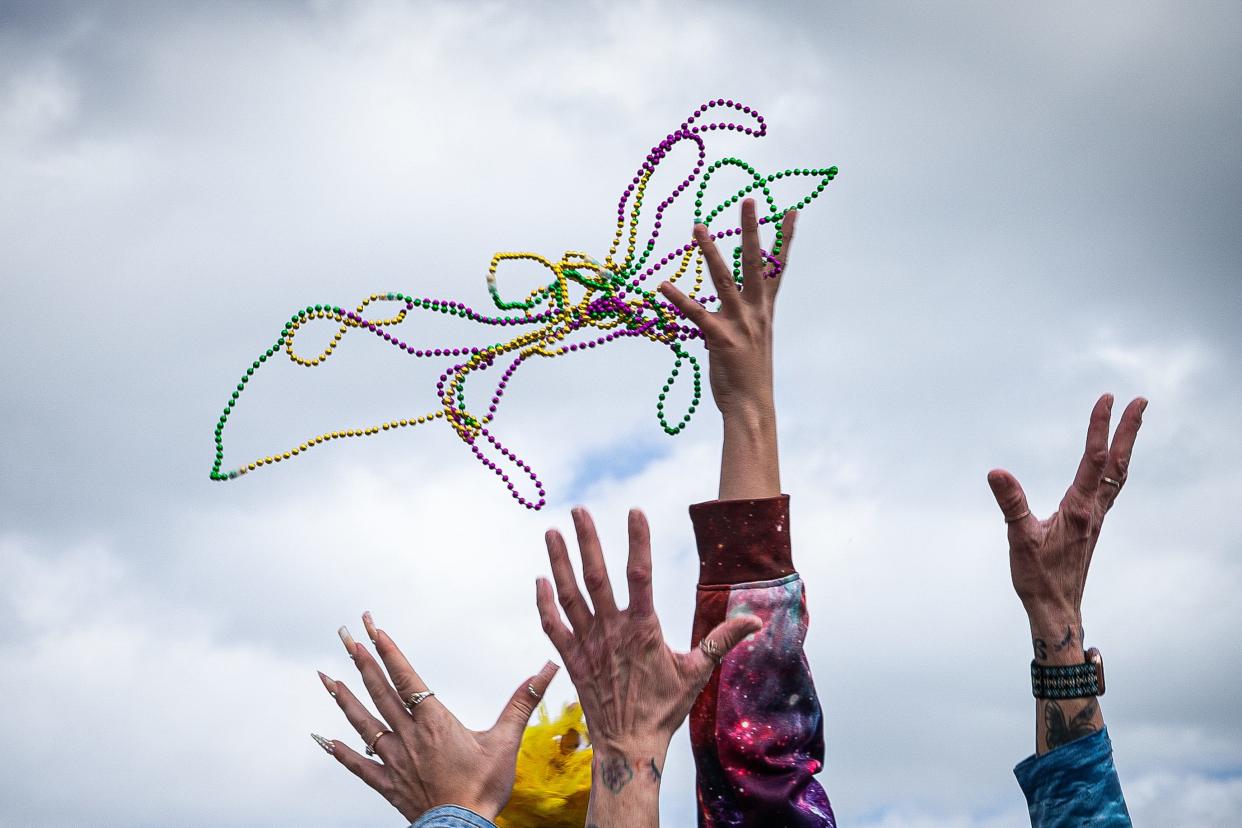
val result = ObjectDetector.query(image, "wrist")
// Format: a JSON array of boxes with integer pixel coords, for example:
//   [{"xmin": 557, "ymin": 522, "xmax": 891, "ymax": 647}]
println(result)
[
  {"xmin": 591, "ymin": 737, "xmax": 669, "ymax": 767},
  {"xmin": 719, "ymin": 395, "xmax": 776, "ymax": 424},
  {"xmin": 586, "ymin": 747, "xmax": 665, "ymax": 826},
  {"xmin": 1028, "ymin": 614, "xmax": 1086, "ymax": 666}
]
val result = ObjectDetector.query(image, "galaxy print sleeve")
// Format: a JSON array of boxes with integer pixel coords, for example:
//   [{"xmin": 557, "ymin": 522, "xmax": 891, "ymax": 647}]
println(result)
[
  {"xmin": 1014, "ymin": 727, "xmax": 1132, "ymax": 827},
  {"xmin": 688, "ymin": 495, "xmax": 835, "ymax": 827}
]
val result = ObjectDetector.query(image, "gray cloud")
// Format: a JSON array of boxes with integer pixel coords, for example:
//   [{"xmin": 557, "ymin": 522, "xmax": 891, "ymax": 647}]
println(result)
[{"xmin": 2, "ymin": 1, "xmax": 1240, "ymax": 825}]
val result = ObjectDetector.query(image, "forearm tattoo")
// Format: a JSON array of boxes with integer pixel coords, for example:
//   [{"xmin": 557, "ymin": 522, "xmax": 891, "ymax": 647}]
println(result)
[
  {"xmin": 598, "ymin": 755, "xmax": 635, "ymax": 794},
  {"xmin": 1032, "ymin": 637, "xmax": 1048, "ymax": 661},
  {"xmin": 1052, "ymin": 625, "xmax": 1076, "ymax": 653},
  {"xmin": 1043, "ymin": 698, "xmax": 1099, "ymax": 750},
  {"xmin": 648, "ymin": 758, "xmax": 662, "ymax": 783}
]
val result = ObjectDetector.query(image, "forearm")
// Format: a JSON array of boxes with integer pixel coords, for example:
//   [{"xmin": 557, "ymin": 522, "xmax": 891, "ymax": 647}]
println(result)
[
  {"xmin": 1016, "ymin": 613, "xmax": 1131, "ymax": 826},
  {"xmin": 718, "ymin": 403, "xmax": 781, "ymax": 501},
  {"xmin": 1029, "ymin": 614, "xmax": 1104, "ymax": 755},
  {"xmin": 584, "ymin": 749, "xmax": 665, "ymax": 828},
  {"xmin": 688, "ymin": 497, "xmax": 834, "ymax": 827}
]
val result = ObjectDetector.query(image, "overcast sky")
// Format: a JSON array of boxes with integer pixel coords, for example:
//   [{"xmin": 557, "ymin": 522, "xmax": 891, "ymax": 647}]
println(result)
[{"xmin": 2, "ymin": 1, "xmax": 1240, "ymax": 826}]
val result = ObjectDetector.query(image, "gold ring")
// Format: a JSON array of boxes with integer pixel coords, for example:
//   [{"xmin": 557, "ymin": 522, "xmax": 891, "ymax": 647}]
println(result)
[
  {"xmin": 365, "ymin": 729, "xmax": 389, "ymax": 756},
  {"xmin": 1005, "ymin": 509, "xmax": 1031, "ymax": 524},
  {"xmin": 699, "ymin": 638, "xmax": 724, "ymax": 663},
  {"xmin": 1102, "ymin": 477, "xmax": 1121, "ymax": 489},
  {"xmin": 403, "ymin": 690, "xmax": 435, "ymax": 710}
]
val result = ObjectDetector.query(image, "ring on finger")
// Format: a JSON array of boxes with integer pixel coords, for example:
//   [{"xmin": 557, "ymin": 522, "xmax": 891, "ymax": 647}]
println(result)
[
  {"xmin": 365, "ymin": 729, "xmax": 390, "ymax": 756},
  {"xmin": 1102, "ymin": 476, "xmax": 1122, "ymax": 489},
  {"xmin": 699, "ymin": 638, "xmax": 724, "ymax": 663},
  {"xmin": 1005, "ymin": 509, "xmax": 1031, "ymax": 524},
  {"xmin": 403, "ymin": 690, "xmax": 435, "ymax": 710}
]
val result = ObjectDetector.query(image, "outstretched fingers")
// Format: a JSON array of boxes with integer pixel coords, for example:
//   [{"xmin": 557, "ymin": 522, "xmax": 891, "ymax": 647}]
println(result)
[
  {"xmin": 625, "ymin": 508, "xmax": 654, "ymax": 617},
  {"xmin": 1098, "ymin": 397, "xmax": 1147, "ymax": 512},
  {"xmin": 316, "ymin": 736, "xmax": 388, "ymax": 793},
  {"xmin": 658, "ymin": 280, "xmax": 718, "ymax": 335},
  {"xmin": 739, "ymin": 198, "xmax": 764, "ymax": 298},
  {"xmin": 545, "ymin": 528, "xmax": 593, "ymax": 632},
  {"xmin": 1065, "ymin": 394, "xmax": 1114, "ymax": 514},
  {"xmin": 345, "ymin": 629, "xmax": 416, "ymax": 734},
  {"xmin": 325, "ymin": 674, "xmax": 396, "ymax": 760},
  {"xmin": 763, "ymin": 208, "xmax": 797, "ymax": 297},
  {"xmin": 572, "ymin": 506, "xmax": 618, "ymax": 617},
  {"xmin": 535, "ymin": 576, "xmax": 575, "ymax": 655},
  {"xmin": 694, "ymin": 223, "xmax": 741, "ymax": 312},
  {"xmin": 361, "ymin": 615, "xmax": 443, "ymax": 720}
]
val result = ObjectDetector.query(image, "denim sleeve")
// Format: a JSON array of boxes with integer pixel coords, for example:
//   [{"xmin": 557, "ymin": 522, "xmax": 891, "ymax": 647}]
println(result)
[
  {"xmin": 1014, "ymin": 727, "xmax": 1132, "ymax": 827},
  {"xmin": 409, "ymin": 804, "xmax": 497, "ymax": 828},
  {"xmin": 688, "ymin": 496, "xmax": 835, "ymax": 827}
]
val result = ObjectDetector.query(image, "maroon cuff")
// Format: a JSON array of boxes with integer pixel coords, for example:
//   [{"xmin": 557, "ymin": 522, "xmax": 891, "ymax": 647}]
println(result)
[{"xmin": 689, "ymin": 494, "xmax": 795, "ymax": 586}]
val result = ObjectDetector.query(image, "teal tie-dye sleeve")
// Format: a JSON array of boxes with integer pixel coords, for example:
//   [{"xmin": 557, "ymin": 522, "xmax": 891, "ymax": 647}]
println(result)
[{"xmin": 1014, "ymin": 727, "xmax": 1132, "ymax": 827}]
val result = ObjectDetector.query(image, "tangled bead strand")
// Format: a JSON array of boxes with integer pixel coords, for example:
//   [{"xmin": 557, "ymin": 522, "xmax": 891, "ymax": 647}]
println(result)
[{"xmin": 209, "ymin": 98, "xmax": 838, "ymax": 509}]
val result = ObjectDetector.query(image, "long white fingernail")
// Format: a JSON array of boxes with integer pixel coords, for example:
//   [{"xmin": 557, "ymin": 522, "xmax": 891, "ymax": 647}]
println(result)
[
  {"xmin": 311, "ymin": 733, "xmax": 335, "ymax": 755},
  {"xmin": 338, "ymin": 626, "xmax": 357, "ymax": 659}
]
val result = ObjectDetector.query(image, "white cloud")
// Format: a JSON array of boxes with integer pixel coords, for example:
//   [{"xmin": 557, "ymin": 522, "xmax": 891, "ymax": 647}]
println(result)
[{"xmin": 2, "ymin": 1, "xmax": 1240, "ymax": 826}]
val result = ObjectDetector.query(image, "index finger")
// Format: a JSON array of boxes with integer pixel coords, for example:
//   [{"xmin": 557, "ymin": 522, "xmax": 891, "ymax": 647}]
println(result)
[{"xmin": 694, "ymin": 224, "xmax": 741, "ymax": 313}]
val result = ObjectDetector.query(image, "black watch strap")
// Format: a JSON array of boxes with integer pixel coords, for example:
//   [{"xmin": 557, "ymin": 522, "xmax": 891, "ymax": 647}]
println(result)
[{"xmin": 1031, "ymin": 647, "xmax": 1105, "ymax": 699}]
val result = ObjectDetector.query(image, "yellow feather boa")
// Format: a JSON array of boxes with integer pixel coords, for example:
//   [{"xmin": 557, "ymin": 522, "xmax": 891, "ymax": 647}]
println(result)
[{"xmin": 495, "ymin": 703, "xmax": 592, "ymax": 828}]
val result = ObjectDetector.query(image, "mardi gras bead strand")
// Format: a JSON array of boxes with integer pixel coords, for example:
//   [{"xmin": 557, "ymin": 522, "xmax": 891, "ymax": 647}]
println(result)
[{"xmin": 210, "ymin": 98, "xmax": 838, "ymax": 510}]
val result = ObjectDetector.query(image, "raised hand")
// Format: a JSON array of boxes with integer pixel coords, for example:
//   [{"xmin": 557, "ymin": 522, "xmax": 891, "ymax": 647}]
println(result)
[
  {"xmin": 987, "ymin": 393, "xmax": 1147, "ymax": 752},
  {"xmin": 535, "ymin": 507, "xmax": 762, "ymax": 826},
  {"xmin": 312, "ymin": 613, "xmax": 559, "ymax": 822},
  {"xmin": 658, "ymin": 199, "xmax": 797, "ymax": 500},
  {"xmin": 659, "ymin": 199, "xmax": 796, "ymax": 419}
]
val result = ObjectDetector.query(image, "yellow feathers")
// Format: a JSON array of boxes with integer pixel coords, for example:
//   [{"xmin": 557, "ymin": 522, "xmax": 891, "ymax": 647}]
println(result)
[{"xmin": 495, "ymin": 703, "xmax": 593, "ymax": 828}]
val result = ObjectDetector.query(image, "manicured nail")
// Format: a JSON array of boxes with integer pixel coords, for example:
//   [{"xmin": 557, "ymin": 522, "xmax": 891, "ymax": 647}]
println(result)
[
  {"xmin": 362, "ymin": 611, "xmax": 378, "ymax": 644},
  {"xmin": 338, "ymin": 626, "xmax": 358, "ymax": 658},
  {"xmin": 317, "ymin": 671, "xmax": 337, "ymax": 697},
  {"xmin": 311, "ymin": 733, "xmax": 335, "ymax": 755}
]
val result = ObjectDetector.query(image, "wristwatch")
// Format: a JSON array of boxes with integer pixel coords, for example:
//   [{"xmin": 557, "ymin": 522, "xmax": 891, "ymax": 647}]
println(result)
[{"xmin": 1031, "ymin": 647, "xmax": 1105, "ymax": 699}]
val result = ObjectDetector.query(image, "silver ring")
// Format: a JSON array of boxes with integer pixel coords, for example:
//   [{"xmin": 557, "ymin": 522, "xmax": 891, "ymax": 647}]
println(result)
[
  {"xmin": 365, "ymin": 729, "xmax": 389, "ymax": 756},
  {"xmin": 1102, "ymin": 477, "xmax": 1121, "ymax": 489},
  {"xmin": 403, "ymin": 690, "xmax": 435, "ymax": 710},
  {"xmin": 1005, "ymin": 509, "xmax": 1031, "ymax": 524},
  {"xmin": 699, "ymin": 638, "xmax": 724, "ymax": 663}
]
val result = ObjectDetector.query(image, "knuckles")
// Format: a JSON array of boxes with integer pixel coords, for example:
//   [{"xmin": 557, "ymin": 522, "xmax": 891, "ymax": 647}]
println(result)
[
  {"xmin": 626, "ymin": 564, "xmax": 651, "ymax": 585},
  {"xmin": 582, "ymin": 569, "xmax": 609, "ymax": 593},
  {"xmin": 1062, "ymin": 502, "xmax": 1095, "ymax": 528}
]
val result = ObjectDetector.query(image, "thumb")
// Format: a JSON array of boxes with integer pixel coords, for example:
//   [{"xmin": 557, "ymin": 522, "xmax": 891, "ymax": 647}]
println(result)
[
  {"xmin": 987, "ymin": 468, "xmax": 1033, "ymax": 526},
  {"xmin": 688, "ymin": 613, "xmax": 763, "ymax": 684},
  {"xmin": 493, "ymin": 660, "xmax": 559, "ymax": 743}
]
